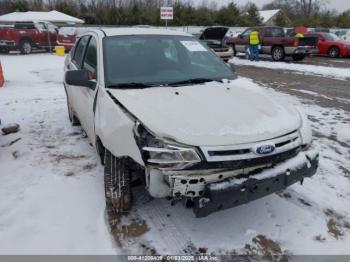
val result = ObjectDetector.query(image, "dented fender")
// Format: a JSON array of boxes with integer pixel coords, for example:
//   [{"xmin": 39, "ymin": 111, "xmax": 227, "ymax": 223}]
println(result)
[{"xmin": 94, "ymin": 89, "xmax": 144, "ymax": 166}]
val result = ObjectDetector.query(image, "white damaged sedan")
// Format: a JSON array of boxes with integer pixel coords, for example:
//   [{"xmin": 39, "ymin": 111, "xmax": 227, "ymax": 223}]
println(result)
[{"xmin": 64, "ymin": 28, "xmax": 318, "ymax": 218}]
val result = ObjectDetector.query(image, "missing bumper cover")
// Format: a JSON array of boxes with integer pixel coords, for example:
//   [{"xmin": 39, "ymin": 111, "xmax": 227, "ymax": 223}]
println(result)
[{"xmin": 193, "ymin": 154, "xmax": 318, "ymax": 218}]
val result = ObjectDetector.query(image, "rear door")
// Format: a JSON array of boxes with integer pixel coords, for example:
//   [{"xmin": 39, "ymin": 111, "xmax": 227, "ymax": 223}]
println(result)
[
  {"xmin": 35, "ymin": 22, "xmax": 49, "ymax": 47},
  {"xmin": 262, "ymin": 27, "xmax": 285, "ymax": 54}
]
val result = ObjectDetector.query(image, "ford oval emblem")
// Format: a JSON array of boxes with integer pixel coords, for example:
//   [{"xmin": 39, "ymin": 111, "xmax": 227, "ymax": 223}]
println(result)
[{"xmin": 256, "ymin": 144, "xmax": 275, "ymax": 155}]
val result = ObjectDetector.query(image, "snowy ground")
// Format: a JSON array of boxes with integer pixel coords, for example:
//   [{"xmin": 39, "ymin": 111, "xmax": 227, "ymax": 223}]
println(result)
[{"xmin": 0, "ymin": 53, "xmax": 350, "ymax": 257}]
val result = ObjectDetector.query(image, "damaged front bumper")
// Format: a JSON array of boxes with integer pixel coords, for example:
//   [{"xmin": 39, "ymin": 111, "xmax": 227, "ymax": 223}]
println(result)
[{"xmin": 193, "ymin": 149, "xmax": 319, "ymax": 217}]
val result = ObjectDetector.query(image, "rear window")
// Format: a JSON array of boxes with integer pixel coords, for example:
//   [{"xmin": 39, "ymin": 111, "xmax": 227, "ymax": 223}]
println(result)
[{"xmin": 14, "ymin": 22, "xmax": 35, "ymax": 29}]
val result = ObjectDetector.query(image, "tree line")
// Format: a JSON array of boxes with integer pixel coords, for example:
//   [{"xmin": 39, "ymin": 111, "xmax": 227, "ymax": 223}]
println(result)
[{"xmin": 0, "ymin": 0, "xmax": 349, "ymax": 28}]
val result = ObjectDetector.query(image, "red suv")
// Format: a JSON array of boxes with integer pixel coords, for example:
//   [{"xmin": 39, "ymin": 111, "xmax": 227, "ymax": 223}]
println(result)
[{"xmin": 305, "ymin": 32, "xmax": 350, "ymax": 58}]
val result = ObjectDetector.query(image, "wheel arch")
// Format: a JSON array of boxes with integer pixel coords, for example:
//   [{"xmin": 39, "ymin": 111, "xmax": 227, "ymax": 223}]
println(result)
[
  {"xmin": 328, "ymin": 45, "xmax": 340, "ymax": 54},
  {"xmin": 271, "ymin": 44, "xmax": 285, "ymax": 53},
  {"xmin": 19, "ymin": 36, "xmax": 33, "ymax": 44}
]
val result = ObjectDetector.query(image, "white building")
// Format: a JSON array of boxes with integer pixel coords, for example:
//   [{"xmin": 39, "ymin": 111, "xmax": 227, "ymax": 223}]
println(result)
[{"xmin": 0, "ymin": 10, "xmax": 84, "ymax": 25}]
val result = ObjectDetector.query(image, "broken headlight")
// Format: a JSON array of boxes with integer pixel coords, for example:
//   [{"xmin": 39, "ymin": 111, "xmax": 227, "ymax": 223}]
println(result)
[{"xmin": 134, "ymin": 122, "xmax": 201, "ymax": 169}]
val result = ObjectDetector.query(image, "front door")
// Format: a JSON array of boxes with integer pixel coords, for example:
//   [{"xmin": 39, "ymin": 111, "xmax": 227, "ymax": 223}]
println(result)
[
  {"xmin": 74, "ymin": 35, "xmax": 99, "ymax": 141},
  {"xmin": 235, "ymin": 28, "xmax": 251, "ymax": 52}
]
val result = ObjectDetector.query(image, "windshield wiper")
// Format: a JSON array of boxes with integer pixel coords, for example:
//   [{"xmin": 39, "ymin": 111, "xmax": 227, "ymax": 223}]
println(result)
[
  {"xmin": 107, "ymin": 82, "xmax": 157, "ymax": 89},
  {"xmin": 167, "ymin": 78, "xmax": 221, "ymax": 87}
]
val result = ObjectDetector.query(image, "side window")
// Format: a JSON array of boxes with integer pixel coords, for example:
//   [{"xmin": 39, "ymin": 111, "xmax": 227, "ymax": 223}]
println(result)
[
  {"xmin": 82, "ymin": 37, "xmax": 98, "ymax": 79},
  {"xmin": 265, "ymin": 28, "xmax": 273, "ymax": 37},
  {"xmin": 36, "ymin": 22, "xmax": 46, "ymax": 32},
  {"xmin": 274, "ymin": 28, "xmax": 285, "ymax": 37},
  {"xmin": 266, "ymin": 28, "xmax": 285, "ymax": 37},
  {"xmin": 242, "ymin": 28, "xmax": 252, "ymax": 37},
  {"xmin": 72, "ymin": 36, "xmax": 90, "ymax": 68}
]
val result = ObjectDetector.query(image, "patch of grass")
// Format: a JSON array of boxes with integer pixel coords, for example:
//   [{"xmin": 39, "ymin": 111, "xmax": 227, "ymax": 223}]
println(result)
[
  {"xmin": 327, "ymin": 219, "xmax": 343, "ymax": 239},
  {"xmin": 109, "ymin": 215, "xmax": 149, "ymax": 247},
  {"xmin": 251, "ymin": 235, "xmax": 288, "ymax": 262}
]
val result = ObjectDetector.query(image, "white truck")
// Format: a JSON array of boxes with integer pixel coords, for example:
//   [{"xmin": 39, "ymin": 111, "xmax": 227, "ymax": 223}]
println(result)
[{"xmin": 64, "ymin": 28, "xmax": 319, "ymax": 218}]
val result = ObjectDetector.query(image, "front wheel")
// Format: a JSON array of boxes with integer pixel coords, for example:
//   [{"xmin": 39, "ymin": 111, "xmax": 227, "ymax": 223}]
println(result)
[
  {"xmin": 0, "ymin": 47, "xmax": 10, "ymax": 54},
  {"xmin": 328, "ymin": 46, "xmax": 340, "ymax": 58},
  {"xmin": 271, "ymin": 46, "xmax": 285, "ymax": 61},
  {"xmin": 104, "ymin": 151, "xmax": 133, "ymax": 218},
  {"xmin": 20, "ymin": 40, "xmax": 32, "ymax": 55},
  {"xmin": 292, "ymin": 54, "xmax": 306, "ymax": 61}
]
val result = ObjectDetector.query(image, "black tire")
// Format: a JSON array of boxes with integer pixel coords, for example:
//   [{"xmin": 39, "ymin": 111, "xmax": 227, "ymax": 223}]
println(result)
[
  {"xmin": 292, "ymin": 54, "xmax": 306, "ymax": 61},
  {"xmin": 328, "ymin": 46, "xmax": 340, "ymax": 58},
  {"xmin": 0, "ymin": 47, "xmax": 10, "ymax": 54},
  {"xmin": 67, "ymin": 97, "xmax": 80, "ymax": 126},
  {"xmin": 104, "ymin": 150, "xmax": 132, "ymax": 218},
  {"xmin": 271, "ymin": 46, "xmax": 285, "ymax": 61},
  {"xmin": 20, "ymin": 39, "xmax": 32, "ymax": 55}
]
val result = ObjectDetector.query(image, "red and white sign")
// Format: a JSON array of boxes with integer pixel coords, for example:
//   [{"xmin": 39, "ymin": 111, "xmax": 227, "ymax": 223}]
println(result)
[{"xmin": 160, "ymin": 7, "xmax": 173, "ymax": 20}]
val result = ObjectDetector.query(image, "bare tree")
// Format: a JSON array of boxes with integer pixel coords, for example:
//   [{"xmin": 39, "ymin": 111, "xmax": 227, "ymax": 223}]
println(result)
[{"xmin": 298, "ymin": 0, "xmax": 327, "ymax": 17}]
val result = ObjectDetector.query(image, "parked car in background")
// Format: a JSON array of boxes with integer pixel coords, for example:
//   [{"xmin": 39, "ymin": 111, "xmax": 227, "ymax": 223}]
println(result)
[
  {"xmin": 335, "ymin": 30, "xmax": 350, "ymax": 41},
  {"xmin": 0, "ymin": 21, "xmax": 57, "ymax": 54},
  {"xmin": 309, "ymin": 28, "xmax": 330, "ymax": 33},
  {"xmin": 305, "ymin": 32, "xmax": 350, "ymax": 58},
  {"xmin": 64, "ymin": 27, "xmax": 318, "ymax": 218},
  {"xmin": 57, "ymin": 27, "xmax": 98, "ymax": 52},
  {"xmin": 227, "ymin": 26, "xmax": 318, "ymax": 61},
  {"xmin": 56, "ymin": 27, "xmax": 77, "ymax": 52},
  {"xmin": 199, "ymin": 26, "xmax": 234, "ymax": 62}
]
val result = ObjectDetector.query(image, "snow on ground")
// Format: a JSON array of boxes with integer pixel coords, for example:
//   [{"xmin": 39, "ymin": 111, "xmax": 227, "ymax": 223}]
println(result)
[
  {"xmin": 0, "ymin": 54, "xmax": 116, "ymax": 254},
  {"xmin": 0, "ymin": 54, "xmax": 350, "ymax": 256},
  {"xmin": 230, "ymin": 56, "xmax": 350, "ymax": 81}
]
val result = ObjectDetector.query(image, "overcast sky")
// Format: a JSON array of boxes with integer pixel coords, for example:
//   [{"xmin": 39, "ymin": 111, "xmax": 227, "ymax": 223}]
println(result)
[{"xmin": 194, "ymin": 0, "xmax": 350, "ymax": 12}]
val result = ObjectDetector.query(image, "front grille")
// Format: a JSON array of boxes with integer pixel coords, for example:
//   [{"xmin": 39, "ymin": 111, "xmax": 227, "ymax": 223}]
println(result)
[
  {"xmin": 275, "ymin": 137, "xmax": 298, "ymax": 148},
  {"xmin": 213, "ymin": 47, "xmax": 230, "ymax": 52},
  {"xmin": 187, "ymin": 146, "xmax": 301, "ymax": 171},
  {"xmin": 200, "ymin": 130, "xmax": 301, "ymax": 162},
  {"xmin": 208, "ymin": 148, "xmax": 250, "ymax": 156}
]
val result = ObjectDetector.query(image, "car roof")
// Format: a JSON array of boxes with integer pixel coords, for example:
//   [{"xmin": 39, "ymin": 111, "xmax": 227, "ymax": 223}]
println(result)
[{"xmin": 97, "ymin": 27, "xmax": 193, "ymax": 37}]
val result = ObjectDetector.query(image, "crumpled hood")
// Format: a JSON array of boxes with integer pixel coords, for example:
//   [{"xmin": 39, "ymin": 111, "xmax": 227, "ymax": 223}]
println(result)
[{"xmin": 108, "ymin": 80, "xmax": 301, "ymax": 146}]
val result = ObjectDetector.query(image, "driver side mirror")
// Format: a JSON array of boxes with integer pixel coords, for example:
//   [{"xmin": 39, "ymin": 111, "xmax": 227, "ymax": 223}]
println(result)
[{"xmin": 65, "ymin": 69, "xmax": 96, "ymax": 90}]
